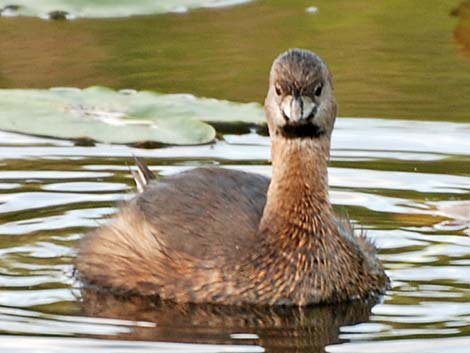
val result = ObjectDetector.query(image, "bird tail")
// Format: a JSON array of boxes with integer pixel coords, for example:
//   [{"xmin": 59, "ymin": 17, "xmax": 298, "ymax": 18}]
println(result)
[{"xmin": 131, "ymin": 157, "xmax": 156, "ymax": 193}]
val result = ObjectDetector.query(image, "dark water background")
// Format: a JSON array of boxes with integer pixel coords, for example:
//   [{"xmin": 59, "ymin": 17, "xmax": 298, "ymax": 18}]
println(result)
[{"xmin": 0, "ymin": 1, "xmax": 469, "ymax": 352}]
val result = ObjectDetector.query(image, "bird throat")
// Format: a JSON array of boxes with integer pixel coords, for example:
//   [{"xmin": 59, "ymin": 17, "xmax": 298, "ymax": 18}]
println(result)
[{"xmin": 259, "ymin": 136, "xmax": 334, "ymax": 241}]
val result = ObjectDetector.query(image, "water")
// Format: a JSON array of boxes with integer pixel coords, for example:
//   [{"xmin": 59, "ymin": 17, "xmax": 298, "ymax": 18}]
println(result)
[
  {"xmin": 1, "ymin": 118, "xmax": 469, "ymax": 352},
  {"xmin": 1, "ymin": 0, "xmax": 470, "ymax": 352}
]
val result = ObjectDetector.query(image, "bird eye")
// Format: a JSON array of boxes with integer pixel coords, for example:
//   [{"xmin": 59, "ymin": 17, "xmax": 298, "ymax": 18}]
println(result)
[
  {"xmin": 275, "ymin": 83, "xmax": 282, "ymax": 96},
  {"xmin": 314, "ymin": 83, "xmax": 323, "ymax": 97}
]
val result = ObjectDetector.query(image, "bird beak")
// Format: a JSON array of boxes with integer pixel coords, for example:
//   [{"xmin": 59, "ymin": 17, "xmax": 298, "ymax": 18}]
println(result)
[{"xmin": 281, "ymin": 95, "xmax": 316, "ymax": 123}]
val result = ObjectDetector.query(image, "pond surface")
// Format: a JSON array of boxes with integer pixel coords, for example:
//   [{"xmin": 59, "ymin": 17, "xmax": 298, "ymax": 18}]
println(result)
[{"xmin": 0, "ymin": 1, "xmax": 470, "ymax": 353}]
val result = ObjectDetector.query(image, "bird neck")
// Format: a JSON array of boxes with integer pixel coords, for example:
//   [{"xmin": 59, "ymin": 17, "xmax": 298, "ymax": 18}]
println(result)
[{"xmin": 259, "ymin": 134, "xmax": 336, "ymax": 243}]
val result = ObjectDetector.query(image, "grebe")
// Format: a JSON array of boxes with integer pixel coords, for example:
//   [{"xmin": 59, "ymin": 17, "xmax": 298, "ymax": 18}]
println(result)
[{"xmin": 76, "ymin": 49, "xmax": 390, "ymax": 305}]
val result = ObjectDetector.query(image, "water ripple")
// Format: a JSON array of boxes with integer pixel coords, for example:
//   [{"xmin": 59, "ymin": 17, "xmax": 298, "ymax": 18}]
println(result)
[{"xmin": 0, "ymin": 118, "xmax": 469, "ymax": 352}]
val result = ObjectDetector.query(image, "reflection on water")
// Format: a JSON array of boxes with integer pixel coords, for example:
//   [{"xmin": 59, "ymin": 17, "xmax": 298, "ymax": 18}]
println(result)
[
  {"xmin": 0, "ymin": 117, "xmax": 469, "ymax": 352},
  {"xmin": 452, "ymin": 0, "xmax": 470, "ymax": 56},
  {"xmin": 0, "ymin": 0, "xmax": 469, "ymax": 121},
  {"xmin": 79, "ymin": 289, "xmax": 376, "ymax": 353},
  {"xmin": 0, "ymin": 335, "xmax": 264, "ymax": 353}
]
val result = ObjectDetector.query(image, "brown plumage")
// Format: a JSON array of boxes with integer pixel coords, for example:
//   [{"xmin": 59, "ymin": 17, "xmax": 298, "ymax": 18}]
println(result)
[{"xmin": 75, "ymin": 49, "xmax": 390, "ymax": 305}]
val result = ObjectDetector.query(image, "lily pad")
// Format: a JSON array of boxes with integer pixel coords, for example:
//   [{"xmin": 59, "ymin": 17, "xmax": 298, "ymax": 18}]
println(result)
[
  {"xmin": 0, "ymin": 86, "xmax": 264, "ymax": 145},
  {"xmin": 0, "ymin": 0, "xmax": 252, "ymax": 19}
]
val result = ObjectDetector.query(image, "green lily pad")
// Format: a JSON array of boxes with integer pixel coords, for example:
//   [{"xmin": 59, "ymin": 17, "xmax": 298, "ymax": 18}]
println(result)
[
  {"xmin": 0, "ymin": 0, "xmax": 252, "ymax": 19},
  {"xmin": 0, "ymin": 86, "xmax": 264, "ymax": 145}
]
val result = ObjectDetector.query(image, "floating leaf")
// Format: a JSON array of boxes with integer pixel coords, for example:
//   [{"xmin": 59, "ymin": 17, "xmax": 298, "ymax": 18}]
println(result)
[
  {"xmin": 0, "ymin": 86, "xmax": 265, "ymax": 145},
  {"xmin": 0, "ymin": 0, "xmax": 252, "ymax": 19}
]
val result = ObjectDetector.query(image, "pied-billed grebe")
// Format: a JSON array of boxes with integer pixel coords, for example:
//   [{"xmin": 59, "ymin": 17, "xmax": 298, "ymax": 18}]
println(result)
[{"xmin": 76, "ymin": 49, "xmax": 390, "ymax": 305}]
